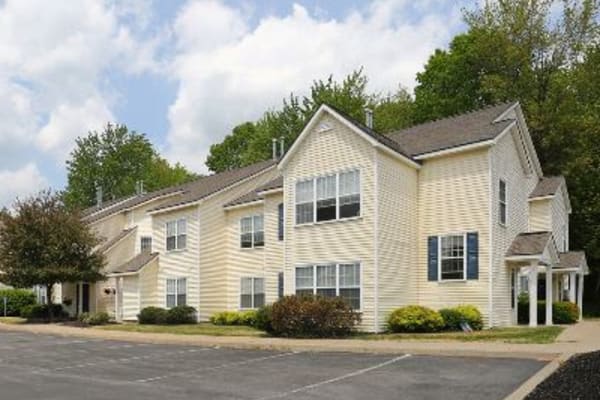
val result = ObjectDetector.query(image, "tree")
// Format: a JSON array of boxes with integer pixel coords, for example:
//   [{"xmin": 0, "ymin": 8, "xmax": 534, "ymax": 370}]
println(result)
[
  {"xmin": 64, "ymin": 123, "xmax": 197, "ymax": 209},
  {"xmin": 206, "ymin": 69, "xmax": 414, "ymax": 172},
  {"xmin": 0, "ymin": 191, "xmax": 105, "ymax": 319}
]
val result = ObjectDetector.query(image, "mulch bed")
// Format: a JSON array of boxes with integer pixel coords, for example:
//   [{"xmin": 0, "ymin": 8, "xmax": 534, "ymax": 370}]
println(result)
[{"xmin": 526, "ymin": 351, "xmax": 600, "ymax": 400}]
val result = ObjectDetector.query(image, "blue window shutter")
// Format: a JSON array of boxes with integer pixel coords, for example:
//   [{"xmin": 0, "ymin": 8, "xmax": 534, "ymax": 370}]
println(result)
[
  {"xmin": 467, "ymin": 232, "xmax": 479, "ymax": 280},
  {"xmin": 278, "ymin": 203, "xmax": 284, "ymax": 240},
  {"xmin": 428, "ymin": 236, "xmax": 438, "ymax": 281}
]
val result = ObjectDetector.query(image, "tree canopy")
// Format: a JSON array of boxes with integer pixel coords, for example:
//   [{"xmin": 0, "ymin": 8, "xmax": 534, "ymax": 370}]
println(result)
[
  {"xmin": 0, "ymin": 191, "xmax": 105, "ymax": 308},
  {"xmin": 64, "ymin": 123, "xmax": 197, "ymax": 209}
]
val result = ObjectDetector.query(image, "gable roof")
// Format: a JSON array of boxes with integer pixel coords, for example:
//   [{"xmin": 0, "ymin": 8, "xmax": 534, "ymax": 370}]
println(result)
[
  {"xmin": 83, "ymin": 159, "xmax": 278, "ymax": 222},
  {"xmin": 506, "ymin": 231, "xmax": 553, "ymax": 257},
  {"xmin": 107, "ymin": 252, "xmax": 158, "ymax": 275},
  {"xmin": 386, "ymin": 102, "xmax": 518, "ymax": 157},
  {"xmin": 224, "ymin": 176, "xmax": 283, "ymax": 209},
  {"xmin": 530, "ymin": 176, "xmax": 565, "ymax": 198}
]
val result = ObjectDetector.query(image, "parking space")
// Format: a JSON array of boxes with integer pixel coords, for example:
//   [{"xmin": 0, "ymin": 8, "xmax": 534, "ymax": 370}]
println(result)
[{"xmin": 0, "ymin": 332, "xmax": 545, "ymax": 399}]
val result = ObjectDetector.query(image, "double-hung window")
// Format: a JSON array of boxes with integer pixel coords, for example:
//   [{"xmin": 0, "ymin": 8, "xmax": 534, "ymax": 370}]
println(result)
[
  {"xmin": 295, "ymin": 169, "xmax": 361, "ymax": 224},
  {"xmin": 166, "ymin": 219, "xmax": 187, "ymax": 251},
  {"xmin": 440, "ymin": 235, "xmax": 465, "ymax": 280},
  {"xmin": 499, "ymin": 179, "xmax": 507, "ymax": 225},
  {"xmin": 141, "ymin": 236, "xmax": 152, "ymax": 253},
  {"xmin": 240, "ymin": 215, "xmax": 264, "ymax": 248},
  {"xmin": 294, "ymin": 263, "xmax": 361, "ymax": 309},
  {"xmin": 166, "ymin": 278, "xmax": 187, "ymax": 308},
  {"xmin": 240, "ymin": 277, "xmax": 265, "ymax": 309}
]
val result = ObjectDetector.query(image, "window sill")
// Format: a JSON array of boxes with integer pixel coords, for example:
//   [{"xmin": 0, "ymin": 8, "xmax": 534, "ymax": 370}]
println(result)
[
  {"xmin": 437, "ymin": 279, "xmax": 468, "ymax": 284},
  {"xmin": 165, "ymin": 249, "xmax": 188, "ymax": 255},
  {"xmin": 239, "ymin": 246, "xmax": 264, "ymax": 251},
  {"xmin": 295, "ymin": 216, "xmax": 362, "ymax": 228}
]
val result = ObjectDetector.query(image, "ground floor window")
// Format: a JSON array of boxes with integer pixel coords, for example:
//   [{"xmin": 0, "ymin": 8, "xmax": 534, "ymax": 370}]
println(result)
[
  {"xmin": 166, "ymin": 278, "xmax": 187, "ymax": 308},
  {"xmin": 294, "ymin": 263, "xmax": 361, "ymax": 310},
  {"xmin": 240, "ymin": 277, "xmax": 265, "ymax": 309}
]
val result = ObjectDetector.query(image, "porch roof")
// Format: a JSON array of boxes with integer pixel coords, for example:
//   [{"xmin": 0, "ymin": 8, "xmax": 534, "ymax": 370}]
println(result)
[
  {"xmin": 556, "ymin": 251, "xmax": 590, "ymax": 275},
  {"xmin": 505, "ymin": 231, "xmax": 558, "ymax": 265},
  {"xmin": 107, "ymin": 252, "xmax": 158, "ymax": 276}
]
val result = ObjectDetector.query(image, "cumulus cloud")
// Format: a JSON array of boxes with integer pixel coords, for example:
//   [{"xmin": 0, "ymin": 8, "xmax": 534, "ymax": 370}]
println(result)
[
  {"xmin": 0, "ymin": 163, "xmax": 48, "ymax": 208},
  {"xmin": 165, "ymin": 0, "xmax": 464, "ymax": 171}
]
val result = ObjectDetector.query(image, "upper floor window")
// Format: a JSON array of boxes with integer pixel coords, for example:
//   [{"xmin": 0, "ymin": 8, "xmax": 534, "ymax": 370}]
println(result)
[
  {"xmin": 166, "ymin": 219, "xmax": 186, "ymax": 251},
  {"xmin": 240, "ymin": 215, "xmax": 264, "ymax": 248},
  {"xmin": 499, "ymin": 179, "xmax": 507, "ymax": 225},
  {"xmin": 166, "ymin": 277, "xmax": 187, "ymax": 308},
  {"xmin": 440, "ymin": 235, "xmax": 465, "ymax": 280},
  {"xmin": 295, "ymin": 169, "xmax": 361, "ymax": 225},
  {"xmin": 141, "ymin": 236, "xmax": 152, "ymax": 253},
  {"xmin": 277, "ymin": 203, "xmax": 284, "ymax": 240}
]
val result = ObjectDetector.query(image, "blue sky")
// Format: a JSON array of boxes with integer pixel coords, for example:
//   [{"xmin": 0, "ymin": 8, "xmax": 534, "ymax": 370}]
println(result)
[{"xmin": 0, "ymin": 0, "xmax": 470, "ymax": 207}]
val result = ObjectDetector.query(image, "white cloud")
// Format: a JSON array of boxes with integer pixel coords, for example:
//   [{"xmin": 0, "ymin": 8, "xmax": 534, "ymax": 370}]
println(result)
[
  {"xmin": 0, "ymin": 163, "xmax": 48, "ymax": 208},
  {"xmin": 166, "ymin": 0, "xmax": 464, "ymax": 171}
]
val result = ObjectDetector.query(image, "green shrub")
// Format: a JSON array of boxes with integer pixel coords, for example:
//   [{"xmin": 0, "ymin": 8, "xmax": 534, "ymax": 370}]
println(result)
[
  {"xmin": 138, "ymin": 307, "xmax": 167, "ymax": 324},
  {"xmin": 270, "ymin": 295, "xmax": 361, "ymax": 338},
  {"xmin": 387, "ymin": 305, "xmax": 444, "ymax": 333},
  {"xmin": 20, "ymin": 304, "xmax": 68, "ymax": 321},
  {"xmin": 165, "ymin": 305, "xmax": 197, "ymax": 324},
  {"xmin": 0, "ymin": 289, "xmax": 36, "ymax": 316},
  {"xmin": 254, "ymin": 305, "xmax": 273, "ymax": 333},
  {"xmin": 78, "ymin": 312, "xmax": 110, "ymax": 326},
  {"xmin": 553, "ymin": 301, "xmax": 579, "ymax": 324},
  {"xmin": 440, "ymin": 305, "xmax": 483, "ymax": 331},
  {"xmin": 209, "ymin": 310, "xmax": 257, "ymax": 326}
]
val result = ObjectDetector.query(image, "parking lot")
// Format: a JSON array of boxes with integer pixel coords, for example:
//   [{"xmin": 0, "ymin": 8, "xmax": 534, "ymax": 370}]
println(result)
[{"xmin": 0, "ymin": 331, "xmax": 545, "ymax": 399}]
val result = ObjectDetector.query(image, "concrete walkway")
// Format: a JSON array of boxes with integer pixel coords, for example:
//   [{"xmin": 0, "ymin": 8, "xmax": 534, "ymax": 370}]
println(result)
[{"xmin": 2, "ymin": 321, "xmax": 599, "ymax": 361}]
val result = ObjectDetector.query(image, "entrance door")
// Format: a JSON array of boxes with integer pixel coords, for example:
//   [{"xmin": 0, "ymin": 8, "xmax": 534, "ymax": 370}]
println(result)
[{"xmin": 81, "ymin": 283, "xmax": 90, "ymax": 313}]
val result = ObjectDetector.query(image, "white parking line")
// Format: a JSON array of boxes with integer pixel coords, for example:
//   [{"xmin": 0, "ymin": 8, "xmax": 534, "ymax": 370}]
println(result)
[
  {"xmin": 137, "ymin": 352, "xmax": 299, "ymax": 383},
  {"xmin": 255, "ymin": 354, "xmax": 412, "ymax": 399},
  {"xmin": 52, "ymin": 347, "xmax": 212, "ymax": 371}
]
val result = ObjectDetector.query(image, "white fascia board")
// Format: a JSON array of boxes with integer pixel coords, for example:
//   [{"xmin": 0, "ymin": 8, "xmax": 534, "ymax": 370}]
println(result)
[
  {"xmin": 223, "ymin": 199, "xmax": 265, "ymax": 211},
  {"xmin": 414, "ymin": 139, "xmax": 495, "ymax": 160},
  {"xmin": 528, "ymin": 195, "xmax": 555, "ymax": 202},
  {"xmin": 257, "ymin": 188, "xmax": 283, "ymax": 196}
]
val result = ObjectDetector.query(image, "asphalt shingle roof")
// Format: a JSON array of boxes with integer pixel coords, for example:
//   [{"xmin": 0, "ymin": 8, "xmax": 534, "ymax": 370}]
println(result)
[
  {"xmin": 506, "ymin": 231, "xmax": 552, "ymax": 257},
  {"xmin": 530, "ymin": 176, "xmax": 565, "ymax": 199},
  {"xmin": 557, "ymin": 251, "xmax": 586, "ymax": 269},
  {"xmin": 108, "ymin": 252, "xmax": 158, "ymax": 275},
  {"xmin": 96, "ymin": 227, "xmax": 136, "ymax": 254},
  {"xmin": 223, "ymin": 176, "xmax": 283, "ymax": 208},
  {"xmin": 386, "ymin": 102, "xmax": 517, "ymax": 157}
]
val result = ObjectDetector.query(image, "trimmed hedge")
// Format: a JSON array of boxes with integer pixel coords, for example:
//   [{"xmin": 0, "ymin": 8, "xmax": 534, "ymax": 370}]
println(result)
[
  {"xmin": 138, "ymin": 306, "xmax": 197, "ymax": 325},
  {"xmin": 0, "ymin": 289, "xmax": 36, "ymax": 316},
  {"xmin": 210, "ymin": 310, "xmax": 257, "ymax": 326},
  {"xmin": 20, "ymin": 304, "xmax": 68, "ymax": 321},
  {"xmin": 269, "ymin": 295, "xmax": 361, "ymax": 338},
  {"xmin": 518, "ymin": 297, "xmax": 580, "ymax": 325},
  {"xmin": 439, "ymin": 305, "xmax": 483, "ymax": 331},
  {"xmin": 78, "ymin": 312, "xmax": 110, "ymax": 326},
  {"xmin": 387, "ymin": 306, "xmax": 444, "ymax": 333}
]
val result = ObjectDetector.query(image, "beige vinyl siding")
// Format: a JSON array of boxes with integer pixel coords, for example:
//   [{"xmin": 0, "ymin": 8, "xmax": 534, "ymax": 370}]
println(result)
[
  {"xmin": 550, "ymin": 192, "xmax": 569, "ymax": 252},
  {"xmin": 96, "ymin": 278, "xmax": 116, "ymax": 316},
  {"xmin": 529, "ymin": 200, "xmax": 551, "ymax": 232},
  {"xmin": 91, "ymin": 213, "xmax": 127, "ymax": 242},
  {"xmin": 491, "ymin": 128, "xmax": 539, "ymax": 326},
  {"xmin": 153, "ymin": 207, "xmax": 200, "ymax": 311},
  {"xmin": 139, "ymin": 258, "xmax": 159, "ymax": 309},
  {"xmin": 103, "ymin": 232, "xmax": 136, "ymax": 269},
  {"xmin": 417, "ymin": 148, "xmax": 492, "ymax": 326},
  {"xmin": 282, "ymin": 113, "xmax": 376, "ymax": 330},
  {"xmin": 376, "ymin": 149, "xmax": 418, "ymax": 330},
  {"xmin": 263, "ymin": 193, "xmax": 284, "ymax": 304},
  {"xmin": 121, "ymin": 276, "xmax": 139, "ymax": 320}
]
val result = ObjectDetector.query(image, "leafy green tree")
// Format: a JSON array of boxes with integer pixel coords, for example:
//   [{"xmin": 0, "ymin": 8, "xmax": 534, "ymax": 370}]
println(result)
[
  {"xmin": 64, "ymin": 123, "xmax": 197, "ymax": 209},
  {"xmin": 0, "ymin": 191, "xmax": 105, "ymax": 319},
  {"xmin": 206, "ymin": 69, "xmax": 414, "ymax": 172}
]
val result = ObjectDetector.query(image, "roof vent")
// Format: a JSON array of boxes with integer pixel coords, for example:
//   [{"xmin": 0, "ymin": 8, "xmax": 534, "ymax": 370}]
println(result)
[
  {"xmin": 365, "ymin": 108, "xmax": 373, "ymax": 129},
  {"xmin": 135, "ymin": 180, "xmax": 145, "ymax": 195},
  {"xmin": 95, "ymin": 184, "xmax": 103, "ymax": 208},
  {"xmin": 272, "ymin": 138, "xmax": 278, "ymax": 160}
]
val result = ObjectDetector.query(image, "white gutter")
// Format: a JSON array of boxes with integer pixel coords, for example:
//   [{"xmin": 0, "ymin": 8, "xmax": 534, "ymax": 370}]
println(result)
[{"xmin": 223, "ymin": 199, "xmax": 265, "ymax": 211}]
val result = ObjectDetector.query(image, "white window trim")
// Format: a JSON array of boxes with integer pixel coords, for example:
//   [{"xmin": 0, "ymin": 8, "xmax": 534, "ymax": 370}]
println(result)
[
  {"xmin": 437, "ymin": 233, "xmax": 467, "ymax": 282},
  {"xmin": 239, "ymin": 277, "xmax": 265, "ymax": 310},
  {"xmin": 165, "ymin": 218, "xmax": 187, "ymax": 252},
  {"xmin": 294, "ymin": 168, "xmax": 362, "ymax": 226},
  {"xmin": 239, "ymin": 214, "xmax": 264, "ymax": 249},
  {"xmin": 165, "ymin": 277, "xmax": 187, "ymax": 308},
  {"xmin": 499, "ymin": 179, "xmax": 507, "ymax": 227},
  {"xmin": 293, "ymin": 262, "xmax": 362, "ymax": 310}
]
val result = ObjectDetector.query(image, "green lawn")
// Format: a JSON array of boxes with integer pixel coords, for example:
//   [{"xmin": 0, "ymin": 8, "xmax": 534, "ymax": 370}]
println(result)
[
  {"xmin": 355, "ymin": 326, "xmax": 564, "ymax": 344},
  {"xmin": 0, "ymin": 317, "xmax": 27, "ymax": 324},
  {"xmin": 97, "ymin": 322, "xmax": 265, "ymax": 337}
]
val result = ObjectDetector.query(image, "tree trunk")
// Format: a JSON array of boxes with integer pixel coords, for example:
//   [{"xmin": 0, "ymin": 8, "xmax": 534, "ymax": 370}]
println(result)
[{"xmin": 46, "ymin": 284, "xmax": 53, "ymax": 323}]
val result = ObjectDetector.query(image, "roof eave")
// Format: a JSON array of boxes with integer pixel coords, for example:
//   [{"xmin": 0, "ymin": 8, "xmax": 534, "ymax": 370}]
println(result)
[{"xmin": 223, "ymin": 199, "xmax": 264, "ymax": 211}]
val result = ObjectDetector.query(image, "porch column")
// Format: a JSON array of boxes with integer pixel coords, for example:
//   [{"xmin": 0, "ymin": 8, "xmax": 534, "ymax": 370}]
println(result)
[
  {"xmin": 569, "ymin": 272, "xmax": 577, "ymax": 302},
  {"xmin": 528, "ymin": 262, "xmax": 539, "ymax": 327},
  {"xmin": 577, "ymin": 273, "xmax": 584, "ymax": 321},
  {"xmin": 545, "ymin": 266, "xmax": 553, "ymax": 326},
  {"xmin": 513, "ymin": 268, "xmax": 519, "ymax": 324}
]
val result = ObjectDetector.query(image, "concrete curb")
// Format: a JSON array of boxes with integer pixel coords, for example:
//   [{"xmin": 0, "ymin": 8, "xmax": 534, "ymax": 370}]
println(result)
[
  {"xmin": 503, "ymin": 352, "xmax": 572, "ymax": 400},
  {"xmin": 0, "ymin": 322, "xmax": 559, "ymax": 361}
]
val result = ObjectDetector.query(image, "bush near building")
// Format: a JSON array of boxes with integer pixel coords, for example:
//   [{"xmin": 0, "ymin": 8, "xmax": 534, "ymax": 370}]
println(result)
[
  {"xmin": 20, "ymin": 304, "xmax": 68, "ymax": 321},
  {"xmin": 138, "ymin": 306, "xmax": 197, "ymax": 325},
  {"xmin": 210, "ymin": 310, "xmax": 257, "ymax": 326},
  {"xmin": 78, "ymin": 312, "xmax": 110, "ymax": 326},
  {"xmin": 439, "ymin": 305, "xmax": 484, "ymax": 331},
  {"xmin": 518, "ymin": 296, "xmax": 579, "ymax": 324},
  {"xmin": 387, "ymin": 305, "xmax": 445, "ymax": 333},
  {"xmin": 0, "ymin": 289, "xmax": 36, "ymax": 316}
]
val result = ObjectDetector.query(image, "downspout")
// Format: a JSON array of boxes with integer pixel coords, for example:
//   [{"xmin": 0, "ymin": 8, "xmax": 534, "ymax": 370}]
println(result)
[
  {"xmin": 488, "ymin": 148, "xmax": 494, "ymax": 328},
  {"xmin": 373, "ymin": 148, "xmax": 380, "ymax": 333}
]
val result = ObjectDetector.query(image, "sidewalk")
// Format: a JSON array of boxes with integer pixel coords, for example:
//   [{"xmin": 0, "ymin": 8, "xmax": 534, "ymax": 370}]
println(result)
[{"xmin": 3, "ymin": 321, "xmax": 598, "ymax": 360}]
